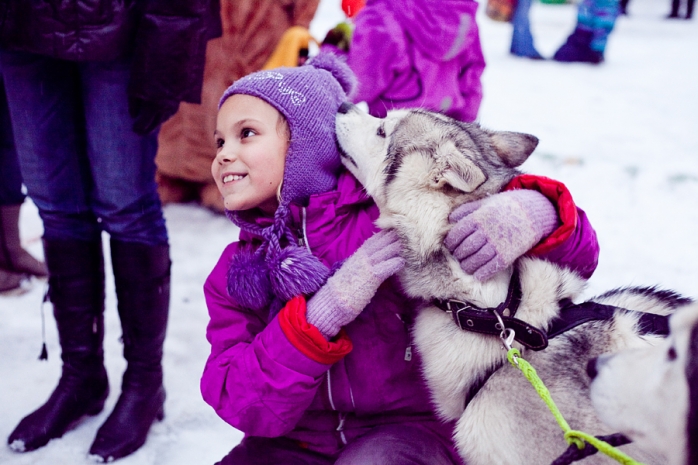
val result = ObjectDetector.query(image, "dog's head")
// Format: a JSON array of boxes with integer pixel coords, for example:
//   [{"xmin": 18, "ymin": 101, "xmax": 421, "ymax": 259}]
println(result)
[
  {"xmin": 335, "ymin": 104, "xmax": 539, "ymax": 218},
  {"xmin": 588, "ymin": 302, "xmax": 698, "ymax": 465}
]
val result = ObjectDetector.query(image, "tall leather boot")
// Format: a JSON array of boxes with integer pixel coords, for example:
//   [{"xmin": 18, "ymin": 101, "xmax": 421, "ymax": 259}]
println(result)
[
  {"xmin": 7, "ymin": 238, "xmax": 108, "ymax": 452},
  {"xmin": 89, "ymin": 239, "xmax": 170, "ymax": 462},
  {"xmin": 668, "ymin": 0, "xmax": 681, "ymax": 17},
  {"xmin": 686, "ymin": 0, "xmax": 694, "ymax": 18},
  {"xmin": 0, "ymin": 204, "xmax": 48, "ymax": 277}
]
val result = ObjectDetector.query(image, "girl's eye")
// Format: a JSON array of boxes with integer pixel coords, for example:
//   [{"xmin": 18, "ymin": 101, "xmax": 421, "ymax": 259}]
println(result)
[
  {"xmin": 241, "ymin": 128, "xmax": 255, "ymax": 138},
  {"xmin": 216, "ymin": 138, "xmax": 224, "ymax": 149},
  {"xmin": 377, "ymin": 125, "xmax": 386, "ymax": 138}
]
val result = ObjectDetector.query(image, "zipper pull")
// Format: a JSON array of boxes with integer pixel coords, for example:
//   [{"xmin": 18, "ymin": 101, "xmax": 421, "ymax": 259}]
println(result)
[{"xmin": 404, "ymin": 345, "xmax": 412, "ymax": 361}]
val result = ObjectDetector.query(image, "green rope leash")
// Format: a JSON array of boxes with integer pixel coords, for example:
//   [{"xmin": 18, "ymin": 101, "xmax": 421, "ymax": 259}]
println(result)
[{"xmin": 506, "ymin": 348, "xmax": 644, "ymax": 465}]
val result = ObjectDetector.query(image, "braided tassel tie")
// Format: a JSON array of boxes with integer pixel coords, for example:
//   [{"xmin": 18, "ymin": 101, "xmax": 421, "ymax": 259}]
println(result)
[{"xmin": 506, "ymin": 348, "xmax": 644, "ymax": 465}]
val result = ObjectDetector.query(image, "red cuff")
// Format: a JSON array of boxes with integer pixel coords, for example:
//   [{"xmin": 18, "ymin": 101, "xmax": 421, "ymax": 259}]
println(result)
[
  {"xmin": 278, "ymin": 295, "xmax": 353, "ymax": 365},
  {"xmin": 504, "ymin": 174, "xmax": 578, "ymax": 255}
]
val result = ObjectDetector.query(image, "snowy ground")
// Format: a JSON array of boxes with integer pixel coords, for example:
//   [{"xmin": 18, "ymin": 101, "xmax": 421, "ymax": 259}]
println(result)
[{"xmin": 1, "ymin": 0, "xmax": 697, "ymax": 463}]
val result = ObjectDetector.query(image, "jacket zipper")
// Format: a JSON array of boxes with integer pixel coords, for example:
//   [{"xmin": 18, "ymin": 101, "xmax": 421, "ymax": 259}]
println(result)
[
  {"xmin": 326, "ymin": 371, "xmax": 348, "ymax": 444},
  {"xmin": 298, "ymin": 207, "xmax": 311, "ymax": 250},
  {"xmin": 311, "ymin": 207, "xmax": 348, "ymax": 445}
]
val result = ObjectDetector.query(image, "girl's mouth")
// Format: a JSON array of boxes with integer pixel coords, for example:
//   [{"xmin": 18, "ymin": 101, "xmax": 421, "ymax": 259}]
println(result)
[{"xmin": 223, "ymin": 174, "xmax": 247, "ymax": 184}]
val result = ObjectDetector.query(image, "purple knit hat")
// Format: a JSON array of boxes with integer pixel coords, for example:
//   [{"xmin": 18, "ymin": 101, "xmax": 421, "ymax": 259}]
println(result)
[{"xmin": 220, "ymin": 53, "xmax": 356, "ymax": 313}]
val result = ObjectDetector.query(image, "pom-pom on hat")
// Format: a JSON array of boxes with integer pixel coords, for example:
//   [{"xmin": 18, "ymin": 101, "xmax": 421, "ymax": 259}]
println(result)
[{"xmin": 220, "ymin": 54, "xmax": 356, "ymax": 315}]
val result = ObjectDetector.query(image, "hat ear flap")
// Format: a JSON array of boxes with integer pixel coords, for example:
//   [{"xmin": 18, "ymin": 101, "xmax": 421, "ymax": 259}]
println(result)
[{"xmin": 307, "ymin": 52, "xmax": 357, "ymax": 97}]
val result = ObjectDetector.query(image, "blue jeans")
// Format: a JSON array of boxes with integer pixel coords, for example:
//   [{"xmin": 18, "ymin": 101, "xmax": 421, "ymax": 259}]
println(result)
[
  {"xmin": 510, "ymin": 0, "xmax": 541, "ymax": 57},
  {"xmin": 0, "ymin": 51, "xmax": 167, "ymax": 245},
  {"xmin": 0, "ymin": 71, "xmax": 25, "ymax": 206},
  {"xmin": 216, "ymin": 423, "xmax": 460, "ymax": 465}
]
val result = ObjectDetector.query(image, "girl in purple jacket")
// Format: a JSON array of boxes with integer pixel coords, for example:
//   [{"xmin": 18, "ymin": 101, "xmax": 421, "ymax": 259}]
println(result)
[
  {"xmin": 201, "ymin": 53, "xmax": 599, "ymax": 464},
  {"xmin": 348, "ymin": 0, "xmax": 486, "ymax": 123}
]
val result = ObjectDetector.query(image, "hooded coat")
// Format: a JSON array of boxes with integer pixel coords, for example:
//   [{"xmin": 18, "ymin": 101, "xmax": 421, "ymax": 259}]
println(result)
[
  {"xmin": 348, "ymin": 0, "xmax": 485, "ymax": 122},
  {"xmin": 200, "ymin": 170, "xmax": 599, "ymax": 458},
  {"xmin": 0, "ymin": 0, "xmax": 221, "ymax": 114}
]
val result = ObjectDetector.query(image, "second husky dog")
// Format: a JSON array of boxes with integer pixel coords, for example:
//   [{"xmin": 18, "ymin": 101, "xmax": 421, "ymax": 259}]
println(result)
[
  {"xmin": 588, "ymin": 302, "xmax": 698, "ymax": 465},
  {"xmin": 335, "ymin": 103, "xmax": 691, "ymax": 464}
]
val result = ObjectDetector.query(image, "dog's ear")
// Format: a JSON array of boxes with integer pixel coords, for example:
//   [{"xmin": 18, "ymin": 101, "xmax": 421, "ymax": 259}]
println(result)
[
  {"xmin": 433, "ymin": 142, "xmax": 486, "ymax": 193},
  {"xmin": 489, "ymin": 131, "xmax": 539, "ymax": 168}
]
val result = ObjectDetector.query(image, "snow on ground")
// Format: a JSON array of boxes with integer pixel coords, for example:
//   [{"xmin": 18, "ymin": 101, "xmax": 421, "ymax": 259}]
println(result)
[{"xmin": 1, "ymin": 0, "xmax": 696, "ymax": 463}]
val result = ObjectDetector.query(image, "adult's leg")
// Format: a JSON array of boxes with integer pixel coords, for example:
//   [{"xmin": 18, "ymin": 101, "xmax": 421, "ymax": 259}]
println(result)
[
  {"xmin": 1, "ymin": 51, "xmax": 108, "ymax": 453},
  {"xmin": 335, "ymin": 423, "xmax": 460, "ymax": 465},
  {"xmin": 216, "ymin": 436, "xmax": 334, "ymax": 465},
  {"xmin": 510, "ymin": 0, "xmax": 543, "ymax": 59},
  {"xmin": 78, "ymin": 58, "xmax": 171, "ymax": 462},
  {"xmin": 0, "ymin": 70, "xmax": 28, "ymax": 291}
]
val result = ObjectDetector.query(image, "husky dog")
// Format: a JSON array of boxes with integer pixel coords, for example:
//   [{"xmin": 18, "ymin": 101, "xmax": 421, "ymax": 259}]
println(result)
[
  {"xmin": 335, "ymin": 103, "xmax": 692, "ymax": 464},
  {"xmin": 588, "ymin": 302, "xmax": 698, "ymax": 465}
]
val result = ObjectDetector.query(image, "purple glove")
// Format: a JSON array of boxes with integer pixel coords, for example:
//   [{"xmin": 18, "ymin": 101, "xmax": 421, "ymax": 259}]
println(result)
[
  {"xmin": 306, "ymin": 229, "xmax": 405, "ymax": 338},
  {"xmin": 444, "ymin": 190, "xmax": 559, "ymax": 281}
]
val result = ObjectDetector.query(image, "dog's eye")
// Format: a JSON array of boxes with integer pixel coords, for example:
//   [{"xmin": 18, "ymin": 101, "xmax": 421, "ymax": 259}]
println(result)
[
  {"xmin": 668, "ymin": 347, "xmax": 677, "ymax": 361},
  {"xmin": 377, "ymin": 125, "xmax": 386, "ymax": 138}
]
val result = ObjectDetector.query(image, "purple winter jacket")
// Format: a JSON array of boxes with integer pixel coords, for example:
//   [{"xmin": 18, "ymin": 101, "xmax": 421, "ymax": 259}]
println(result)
[
  {"xmin": 200, "ymin": 170, "xmax": 599, "ymax": 458},
  {"xmin": 348, "ymin": 0, "xmax": 486, "ymax": 122}
]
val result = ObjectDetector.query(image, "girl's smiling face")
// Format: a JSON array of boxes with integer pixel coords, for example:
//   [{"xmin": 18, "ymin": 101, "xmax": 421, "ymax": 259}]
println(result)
[{"xmin": 212, "ymin": 94, "xmax": 289, "ymax": 214}]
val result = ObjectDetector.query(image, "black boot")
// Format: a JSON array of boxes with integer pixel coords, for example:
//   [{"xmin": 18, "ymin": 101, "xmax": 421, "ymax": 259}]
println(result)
[
  {"xmin": 89, "ymin": 239, "xmax": 170, "ymax": 462},
  {"xmin": 668, "ymin": 0, "xmax": 681, "ymax": 17},
  {"xmin": 7, "ymin": 238, "xmax": 108, "ymax": 452},
  {"xmin": 553, "ymin": 27, "xmax": 604, "ymax": 64},
  {"xmin": 686, "ymin": 0, "xmax": 694, "ymax": 18}
]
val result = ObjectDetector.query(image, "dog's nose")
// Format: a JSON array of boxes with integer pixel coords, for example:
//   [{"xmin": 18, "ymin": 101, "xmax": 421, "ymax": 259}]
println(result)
[{"xmin": 338, "ymin": 102, "xmax": 354, "ymax": 114}]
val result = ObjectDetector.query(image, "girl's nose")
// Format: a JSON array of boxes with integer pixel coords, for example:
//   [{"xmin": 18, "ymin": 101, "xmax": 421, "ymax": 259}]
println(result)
[{"xmin": 215, "ymin": 146, "xmax": 235, "ymax": 164}]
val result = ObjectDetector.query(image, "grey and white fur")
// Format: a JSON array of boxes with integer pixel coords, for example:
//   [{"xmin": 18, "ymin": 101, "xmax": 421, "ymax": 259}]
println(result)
[{"xmin": 335, "ymin": 104, "xmax": 692, "ymax": 465}]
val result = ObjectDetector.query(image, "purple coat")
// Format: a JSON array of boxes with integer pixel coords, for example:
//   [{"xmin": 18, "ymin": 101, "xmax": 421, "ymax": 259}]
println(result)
[
  {"xmin": 200, "ymin": 170, "xmax": 599, "ymax": 458},
  {"xmin": 348, "ymin": 0, "xmax": 486, "ymax": 122}
]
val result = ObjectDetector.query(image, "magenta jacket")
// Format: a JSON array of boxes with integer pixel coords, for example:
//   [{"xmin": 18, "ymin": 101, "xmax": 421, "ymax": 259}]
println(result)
[
  {"xmin": 347, "ymin": 0, "xmax": 486, "ymax": 122},
  {"xmin": 200, "ymin": 170, "xmax": 599, "ymax": 458}
]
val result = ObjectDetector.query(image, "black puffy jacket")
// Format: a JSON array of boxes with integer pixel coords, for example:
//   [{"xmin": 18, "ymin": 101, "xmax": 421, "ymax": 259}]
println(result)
[{"xmin": 0, "ymin": 0, "xmax": 221, "ymax": 109}]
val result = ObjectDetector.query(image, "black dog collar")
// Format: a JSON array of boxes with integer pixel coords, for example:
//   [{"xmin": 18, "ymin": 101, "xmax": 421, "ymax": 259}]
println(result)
[{"xmin": 433, "ymin": 269, "xmax": 550, "ymax": 351}]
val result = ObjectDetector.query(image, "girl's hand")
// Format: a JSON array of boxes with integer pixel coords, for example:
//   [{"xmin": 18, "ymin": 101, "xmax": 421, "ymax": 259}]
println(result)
[
  {"xmin": 444, "ymin": 190, "xmax": 559, "ymax": 281},
  {"xmin": 306, "ymin": 230, "xmax": 404, "ymax": 338}
]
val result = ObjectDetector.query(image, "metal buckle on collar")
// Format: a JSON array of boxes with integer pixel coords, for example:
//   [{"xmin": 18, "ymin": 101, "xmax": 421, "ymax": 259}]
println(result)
[{"xmin": 445, "ymin": 300, "xmax": 480, "ymax": 330}]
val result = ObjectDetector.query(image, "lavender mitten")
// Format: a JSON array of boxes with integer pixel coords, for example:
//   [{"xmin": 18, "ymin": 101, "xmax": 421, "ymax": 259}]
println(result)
[
  {"xmin": 306, "ymin": 229, "xmax": 405, "ymax": 338},
  {"xmin": 444, "ymin": 190, "xmax": 559, "ymax": 281}
]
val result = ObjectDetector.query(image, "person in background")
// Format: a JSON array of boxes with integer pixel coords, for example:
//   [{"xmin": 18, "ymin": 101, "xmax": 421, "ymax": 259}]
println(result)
[
  {"xmin": 155, "ymin": 0, "xmax": 320, "ymax": 214},
  {"xmin": 552, "ymin": 0, "xmax": 620, "ymax": 64},
  {"xmin": 0, "ymin": 0, "xmax": 220, "ymax": 461},
  {"xmin": 346, "ymin": 0, "xmax": 485, "ymax": 123},
  {"xmin": 667, "ymin": 0, "xmax": 694, "ymax": 19},
  {"xmin": 510, "ymin": 0, "xmax": 544, "ymax": 59},
  {"xmin": 201, "ymin": 53, "xmax": 600, "ymax": 464},
  {"xmin": 0, "ymin": 69, "xmax": 47, "ymax": 294}
]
